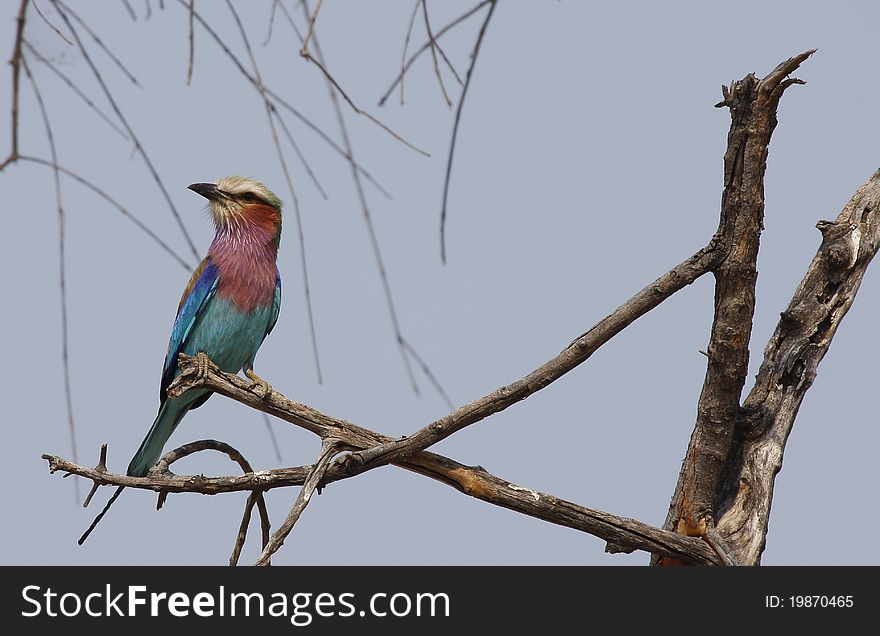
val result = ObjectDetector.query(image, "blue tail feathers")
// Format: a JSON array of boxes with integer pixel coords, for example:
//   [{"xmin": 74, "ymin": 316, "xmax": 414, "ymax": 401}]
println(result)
[{"xmin": 126, "ymin": 399, "xmax": 191, "ymax": 477}]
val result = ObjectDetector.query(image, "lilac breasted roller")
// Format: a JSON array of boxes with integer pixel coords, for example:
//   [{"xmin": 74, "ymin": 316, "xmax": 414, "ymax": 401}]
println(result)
[{"xmin": 79, "ymin": 176, "xmax": 282, "ymax": 544}]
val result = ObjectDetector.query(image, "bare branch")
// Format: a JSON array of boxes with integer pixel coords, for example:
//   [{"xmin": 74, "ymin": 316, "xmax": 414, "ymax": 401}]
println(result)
[
  {"xmin": 263, "ymin": 0, "xmax": 279, "ymax": 46},
  {"xmin": 152, "ymin": 439, "xmax": 272, "ymax": 566},
  {"xmin": 378, "ymin": 0, "xmax": 488, "ymax": 106},
  {"xmin": 225, "ymin": 0, "xmax": 324, "ymax": 384},
  {"xmin": 31, "ymin": 0, "xmax": 72, "ymax": 45},
  {"xmin": 120, "ymin": 0, "xmax": 137, "ymax": 21},
  {"xmin": 440, "ymin": 0, "xmax": 497, "ymax": 264},
  {"xmin": 271, "ymin": 105, "xmax": 328, "ymax": 200},
  {"xmin": 0, "ymin": 0, "xmax": 29, "ymax": 172},
  {"xmin": 421, "ymin": 0, "xmax": 452, "ymax": 107},
  {"xmin": 399, "ymin": 0, "xmax": 419, "ymax": 105},
  {"xmin": 332, "ymin": 242, "xmax": 723, "ymax": 480},
  {"xmin": 260, "ymin": 411, "xmax": 282, "ymax": 463},
  {"xmin": 52, "ymin": 1, "xmax": 200, "ymax": 259},
  {"xmin": 23, "ymin": 39, "xmax": 129, "ymax": 139},
  {"xmin": 255, "ymin": 438, "xmax": 343, "ymax": 566},
  {"xmin": 178, "ymin": 0, "xmax": 393, "ymax": 197},
  {"xmin": 56, "ymin": 1, "xmax": 142, "ymax": 87},
  {"xmin": 401, "ymin": 336, "xmax": 455, "ymax": 410},
  {"xmin": 20, "ymin": 155, "xmax": 192, "ymax": 270},
  {"xmin": 301, "ymin": 5, "xmax": 423, "ymax": 397},
  {"xmin": 46, "ymin": 356, "xmax": 720, "ymax": 564},
  {"xmin": 298, "ymin": 0, "xmax": 430, "ymax": 156},
  {"xmin": 661, "ymin": 50, "xmax": 815, "ymax": 548},
  {"xmin": 715, "ymin": 167, "xmax": 880, "ymax": 564},
  {"xmin": 186, "ymin": 0, "xmax": 194, "ymax": 84},
  {"xmin": 23, "ymin": 54, "xmax": 79, "ymax": 501}
]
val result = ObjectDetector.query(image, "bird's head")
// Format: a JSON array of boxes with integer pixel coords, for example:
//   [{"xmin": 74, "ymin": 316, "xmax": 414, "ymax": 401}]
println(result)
[{"xmin": 188, "ymin": 176, "xmax": 282, "ymax": 246}]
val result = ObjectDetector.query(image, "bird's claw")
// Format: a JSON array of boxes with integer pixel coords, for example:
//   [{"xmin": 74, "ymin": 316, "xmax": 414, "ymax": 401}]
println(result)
[
  {"xmin": 245, "ymin": 368, "xmax": 272, "ymax": 400},
  {"xmin": 194, "ymin": 352, "xmax": 212, "ymax": 383}
]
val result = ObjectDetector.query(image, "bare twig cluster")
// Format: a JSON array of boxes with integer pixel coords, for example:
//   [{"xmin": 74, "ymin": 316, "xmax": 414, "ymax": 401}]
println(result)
[
  {"xmin": 5, "ymin": 2, "xmax": 464, "ymax": 489},
  {"xmin": 13, "ymin": 2, "xmax": 878, "ymax": 566},
  {"xmin": 45, "ymin": 48, "xmax": 880, "ymax": 565}
]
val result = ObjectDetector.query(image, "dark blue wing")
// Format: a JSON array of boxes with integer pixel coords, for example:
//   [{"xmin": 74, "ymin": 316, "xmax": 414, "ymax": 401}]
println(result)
[
  {"xmin": 159, "ymin": 257, "xmax": 220, "ymax": 404},
  {"xmin": 265, "ymin": 267, "xmax": 282, "ymax": 338}
]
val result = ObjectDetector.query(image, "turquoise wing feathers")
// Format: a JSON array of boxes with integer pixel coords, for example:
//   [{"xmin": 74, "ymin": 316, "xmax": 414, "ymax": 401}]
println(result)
[{"xmin": 159, "ymin": 257, "xmax": 220, "ymax": 404}]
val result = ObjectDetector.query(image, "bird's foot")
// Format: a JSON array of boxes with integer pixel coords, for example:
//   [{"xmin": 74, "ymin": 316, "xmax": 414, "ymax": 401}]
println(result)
[
  {"xmin": 194, "ymin": 352, "xmax": 212, "ymax": 383},
  {"xmin": 245, "ymin": 368, "xmax": 272, "ymax": 400}
]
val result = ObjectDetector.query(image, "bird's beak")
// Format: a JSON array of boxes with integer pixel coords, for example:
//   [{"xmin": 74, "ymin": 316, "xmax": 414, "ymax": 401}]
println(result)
[{"xmin": 188, "ymin": 182, "xmax": 223, "ymax": 201}]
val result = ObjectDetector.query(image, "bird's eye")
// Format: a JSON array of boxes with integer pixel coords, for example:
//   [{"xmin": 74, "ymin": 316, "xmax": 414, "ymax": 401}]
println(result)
[{"xmin": 241, "ymin": 192, "xmax": 258, "ymax": 203}]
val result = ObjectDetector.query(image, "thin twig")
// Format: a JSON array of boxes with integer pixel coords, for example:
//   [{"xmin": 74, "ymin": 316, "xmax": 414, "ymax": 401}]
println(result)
[
  {"xmin": 421, "ymin": 0, "xmax": 452, "ymax": 107},
  {"xmin": 56, "ymin": 1, "xmax": 142, "ymax": 87},
  {"xmin": 378, "ymin": 0, "xmax": 487, "ymax": 106},
  {"xmin": 52, "ymin": 1, "xmax": 200, "ymax": 260},
  {"xmin": 268, "ymin": 1, "xmax": 393, "ymax": 200},
  {"xmin": 440, "ymin": 0, "xmax": 496, "ymax": 264},
  {"xmin": 31, "ymin": 0, "xmax": 72, "ymax": 44},
  {"xmin": 401, "ymin": 337, "xmax": 454, "ymax": 410},
  {"xmin": 399, "ymin": 0, "xmax": 419, "ymax": 105},
  {"xmin": 299, "ymin": 0, "xmax": 321, "ymax": 51},
  {"xmin": 23, "ymin": 54, "xmax": 79, "ymax": 502},
  {"xmin": 23, "ymin": 40, "xmax": 129, "ymax": 139},
  {"xmin": 20, "ymin": 155, "xmax": 192, "ymax": 270},
  {"xmin": 0, "ymin": 0, "xmax": 29, "ymax": 172},
  {"xmin": 263, "ymin": 0, "xmax": 279, "ymax": 46},
  {"xmin": 260, "ymin": 411, "xmax": 282, "ymax": 463},
  {"xmin": 255, "ymin": 438, "xmax": 343, "ymax": 566},
  {"xmin": 150, "ymin": 440, "xmax": 271, "ymax": 566},
  {"xmin": 186, "ymin": 0, "xmax": 195, "ymax": 84},
  {"xmin": 298, "ymin": 0, "xmax": 430, "ymax": 156},
  {"xmin": 300, "ymin": 9, "xmax": 420, "ymax": 396},
  {"xmin": 120, "ymin": 0, "xmax": 137, "ymax": 21},
  {"xmin": 225, "ymin": 0, "xmax": 324, "ymax": 384},
  {"xmin": 271, "ymin": 105, "xmax": 328, "ymax": 199}
]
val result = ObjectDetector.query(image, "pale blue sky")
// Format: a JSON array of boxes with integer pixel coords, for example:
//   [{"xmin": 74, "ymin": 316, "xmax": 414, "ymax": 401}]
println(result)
[{"xmin": 2, "ymin": 1, "xmax": 879, "ymax": 565}]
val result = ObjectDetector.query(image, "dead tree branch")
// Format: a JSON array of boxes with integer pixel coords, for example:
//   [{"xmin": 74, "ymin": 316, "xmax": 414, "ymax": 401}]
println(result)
[
  {"xmin": 713, "ymin": 167, "xmax": 880, "ymax": 564},
  {"xmin": 254, "ymin": 437, "xmax": 343, "ymax": 566},
  {"xmin": 163, "ymin": 355, "xmax": 717, "ymax": 563},
  {"xmin": 660, "ymin": 50, "xmax": 816, "ymax": 555},
  {"xmin": 153, "ymin": 440, "xmax": 272, "ymax": 566},
  {"xmin": 44, "ymin": 358, "xmax": 720, "ymax": 565}
]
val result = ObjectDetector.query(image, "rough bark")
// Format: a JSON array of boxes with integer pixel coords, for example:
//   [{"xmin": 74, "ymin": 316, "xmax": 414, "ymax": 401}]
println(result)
[
  {"xmin": 661, "ymin": 51, "xmax": 815, "ymax": 552},
  {"xmin": 714, "ymin": 168, "xmax": 880, "ymax": 564}
]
